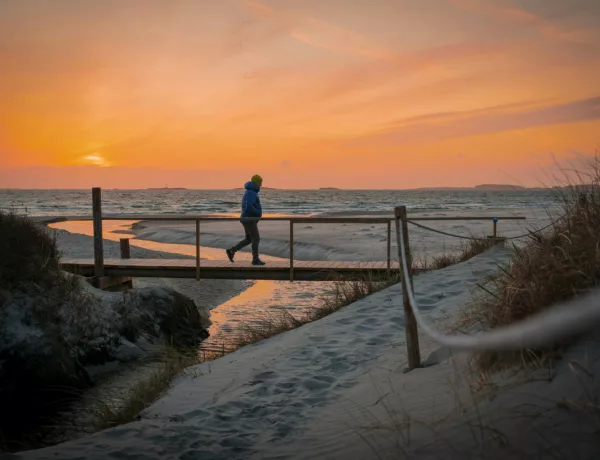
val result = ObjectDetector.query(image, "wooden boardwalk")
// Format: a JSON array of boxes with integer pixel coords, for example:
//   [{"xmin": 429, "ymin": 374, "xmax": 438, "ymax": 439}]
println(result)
[
  {"xmin": 60, "ymin": 258, "xmax": 403, "ymax": 282},
  {"xmin": 56, "ymin": 188, "xmax": 525, "ymax": 288}
]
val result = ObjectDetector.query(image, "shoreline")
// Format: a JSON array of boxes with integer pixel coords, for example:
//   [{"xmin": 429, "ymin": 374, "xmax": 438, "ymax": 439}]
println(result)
[
  {"xmin": 51, "ymin": 225, "xmax": 253, "ymax": 313},
  {"xmin": 6, "ymin": 197, "xmax": 598, "ymax": 458}
]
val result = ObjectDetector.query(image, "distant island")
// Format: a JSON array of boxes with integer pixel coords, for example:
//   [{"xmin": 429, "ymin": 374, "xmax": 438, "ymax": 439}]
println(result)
[
  {"xmin": 147, "ymin": 187, "xmax": 187, "ymax": 190},
  {"xmin": 319, "ymin": 187, "xmax": 341, "ymax": 191},
  {"xmin": 474, "ymin": 184, "xmax": 527, "ymax": 191},
  {"xmin": 233, "ymin": 187, "xmax": 278, "ymax": 191},
  {"xmin": 413, "ymin": 183, "xmax": 532, "ymax": 191}
]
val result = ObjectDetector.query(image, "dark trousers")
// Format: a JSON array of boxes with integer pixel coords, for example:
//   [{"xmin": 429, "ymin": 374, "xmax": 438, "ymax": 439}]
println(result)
[{"xmin": 231, "ymin": 221, "xmax": 260, "ymax": 258}]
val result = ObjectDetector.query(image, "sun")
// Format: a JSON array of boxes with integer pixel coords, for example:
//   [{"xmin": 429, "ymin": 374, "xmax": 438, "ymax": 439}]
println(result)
[{"xmin": 81, "ymin": 153, "xmax": 111, "ymax": 167}]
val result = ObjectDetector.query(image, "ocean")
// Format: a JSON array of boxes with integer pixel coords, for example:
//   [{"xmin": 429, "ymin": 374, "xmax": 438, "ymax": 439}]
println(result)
[{"xmin": 0, "ymin": 188, "xmax": 561, "ymax": 217}]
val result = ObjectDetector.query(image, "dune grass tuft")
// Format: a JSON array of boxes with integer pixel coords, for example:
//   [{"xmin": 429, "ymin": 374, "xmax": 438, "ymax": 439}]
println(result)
[
  {"xmin": 472, "ymin": 159, "xmax": 600, "ymax": 372},
  {"xmin": 90, "ymin": 347, "xmax": 201, "ymax": 430}
]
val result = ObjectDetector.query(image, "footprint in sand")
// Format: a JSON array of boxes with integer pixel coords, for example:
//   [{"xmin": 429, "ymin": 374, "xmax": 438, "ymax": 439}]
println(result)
[
  {"xmin": 303, "ymin": 377, "xmax": 333, "ymax": 391},
  {"xmin": 327, "ymin": 360, "xmax": 352, "ymax": 373},
  {"xmin": 313, "ymin": 374, "xmax": 336, "ymax": 384},
  {"xmin": 276, "ymin": 381, "xmax": 297, "ymax": 390},
  {"xmin": 389, "ymin": 316, "xmax": 404, "ymax": 326},
  {"xmin": 335, "ymin": 317, "xmax": 354, "ymax": 325}
]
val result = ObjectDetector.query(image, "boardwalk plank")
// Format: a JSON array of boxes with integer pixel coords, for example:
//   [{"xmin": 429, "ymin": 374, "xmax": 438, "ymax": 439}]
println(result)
[{"xmin": 60, "ymin": 257, "xmax": 410, "ymax": 282}]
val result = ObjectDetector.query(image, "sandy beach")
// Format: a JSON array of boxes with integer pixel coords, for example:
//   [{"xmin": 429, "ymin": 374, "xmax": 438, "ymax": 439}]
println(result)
[{"xmin": 10, "ymin": 241, "xmax": 599, "ymax": 459}]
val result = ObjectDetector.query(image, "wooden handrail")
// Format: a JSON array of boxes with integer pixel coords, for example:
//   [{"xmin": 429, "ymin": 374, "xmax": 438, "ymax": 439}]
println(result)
[{"xmin": 48, "ymin": 215, "xmax": 527, "ymax": 223}]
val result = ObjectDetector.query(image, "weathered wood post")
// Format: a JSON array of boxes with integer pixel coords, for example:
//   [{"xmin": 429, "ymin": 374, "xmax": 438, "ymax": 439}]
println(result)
[
  {"xmin": 196, "ymin": 219, "xmax": 200, "ymax": 281},
  {"xmin": 387, "ymin": 220, "xmax": 392, "ymax": 273},
  {"xmin": 119, "ymin": 238, "xmax": 134, "ymax": 288},
  {"xmin": 290, "ymin": 220, "xmax": 295, "ymax": 282},
  {"xmin": 487, "ymin": 217, "xmax": 505, "ymax": 247},
  {"xmin": 394, "ymin": 206, "xmax": 421, "ymax": 371},
  {"xmin": 92, "ymin": 187, "xmax": 104, "ymax": 285},
  {"xmin": 120, "ymin": 238, "xmax": 131, "ymax": 259}
]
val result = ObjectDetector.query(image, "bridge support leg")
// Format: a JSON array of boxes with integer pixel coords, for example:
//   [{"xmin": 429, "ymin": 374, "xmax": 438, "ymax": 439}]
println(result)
[
  {"xmin": 394, "ymin": 206, "xmax": 421, "ymax": 371},
  {"xmin": 290, "ymin": 221, "xmax": 294, "ymax": 282},
  {"xmin": 92, "ymin": 187, "xmax": 104, "ymax": 288},
  {"xmin": 120, "ymin": 238, "xmax": 134, "ymax": 288}
]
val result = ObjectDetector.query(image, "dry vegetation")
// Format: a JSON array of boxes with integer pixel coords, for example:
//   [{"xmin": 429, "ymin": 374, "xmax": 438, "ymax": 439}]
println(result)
[
  {"xmin": 90, "ymin": 347, "xmax": 201, "ymax": 430},
  {"xmin": 231, "ymin": 235, "xmax": 496, "ymax": 350},
  {"xmin": 232, "ymin": 273, "xmax": 395, "ymax": 349},
  {"xmin": 425, "ymin": 238, "xmax": 498, "ymax": 271},
  {"xmin": 471, "ymin": 161, "xmax": 600, "ymax": 372},
  {"xmin": 0, "ymin": 212, "xmax": 208, "ymax": 452}
]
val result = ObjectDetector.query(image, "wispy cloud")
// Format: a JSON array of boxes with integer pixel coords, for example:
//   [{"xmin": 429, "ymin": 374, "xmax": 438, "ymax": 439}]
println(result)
[
  {"xmin": 450, "ymin": 0, "xmax": 598, "ymax": 43},
  {"xmin": 243, "ymin": 0, "xmax": 392, "ymax": 58},
  {"xmin": 345, "ymin": 96, "xmax": 600, "ymax": 147}
]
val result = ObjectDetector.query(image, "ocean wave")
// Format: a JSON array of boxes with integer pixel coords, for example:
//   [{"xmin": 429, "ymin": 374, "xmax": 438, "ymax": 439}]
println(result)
[{"xmin": 133, "ymin": 228, "xmax": 366, "ymax": 261}]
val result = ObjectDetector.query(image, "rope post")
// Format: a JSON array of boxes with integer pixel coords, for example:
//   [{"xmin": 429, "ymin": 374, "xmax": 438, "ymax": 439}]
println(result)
[
  {"xmin": 387, "ymin": 220, "xmax": 391, "ymax": 273},
  {"xmin": 92, "ymin": 187, "xmax": 104, "ymax": 285},
  {"xmin": 290, "ymin": 220, "xmax": 294, "ymax": 282},
  {"xmin": 196, "ymin": 219, "xmax": 200, "ymax": 281},
  {"xmin": 394, "ymin": 206, "xmax": 421, "ymax": 371},
  {"xmin": 492, "ymin": 217, "xmax": 498, "ymax": 239},
  {"xmin": 120, "ymin": 238, "xmax": 131, "ymax": 259}
]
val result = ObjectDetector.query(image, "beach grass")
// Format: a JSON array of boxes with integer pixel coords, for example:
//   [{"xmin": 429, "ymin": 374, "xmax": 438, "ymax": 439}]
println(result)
[
  {"xmin": 470, "ymin": 159, "xmax": 600, "ymax": 372},
  {"xmin": 90, "ymin": 347, "xmax": 201, "ymax": 431}
]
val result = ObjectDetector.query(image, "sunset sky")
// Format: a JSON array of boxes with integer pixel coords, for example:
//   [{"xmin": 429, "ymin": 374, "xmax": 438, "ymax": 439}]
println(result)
[{"xmin": 1, "ymin": 0, "xmax": 599, "ymax": 189}]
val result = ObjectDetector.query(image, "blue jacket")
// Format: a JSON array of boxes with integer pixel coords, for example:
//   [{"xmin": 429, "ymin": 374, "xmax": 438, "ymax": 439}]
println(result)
[{"xmin": 240, "ymin": 181, "xmax": 262, "ymax": 223}]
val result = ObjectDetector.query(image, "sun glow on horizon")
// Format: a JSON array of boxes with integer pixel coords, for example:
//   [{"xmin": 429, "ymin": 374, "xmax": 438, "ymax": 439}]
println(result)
[
  {"xmin": 79, "ymin": 154, "xmax": 111, "ymax": 167},
  {"xmin": 1, "ymin": 0, "xmax": 599, "ymax": 189}
]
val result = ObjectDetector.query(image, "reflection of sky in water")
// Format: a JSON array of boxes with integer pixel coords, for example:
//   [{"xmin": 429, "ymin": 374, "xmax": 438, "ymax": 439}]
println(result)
[
  {"xmin": 50, "ymin": 221, "xmax": 332, "ymax": 349},
  {"xmin": 50, "ymin": 209, "xmax": 554, "ymax": 349}
]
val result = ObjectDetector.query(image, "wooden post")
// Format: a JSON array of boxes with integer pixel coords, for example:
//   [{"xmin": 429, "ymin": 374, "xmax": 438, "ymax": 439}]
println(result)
[
  {"xmin": 493, "ymin": 219, "xmax": 497, "ymax": 238},
  {"xmin": 387, "ymin": 220, "xmax": 391, "ymax": 273},
  {"xmin": 120, "ymin": 238, "xmax": 131, "ymax": 259},
  {"xmin": 394, "ymin": 206, "xmax": 421, "ymax": 371},
  {"xmin": 92, "ymin": 187, "xmax": 104, "ymax": 284},
  {"xmin": 119, "ymin": 238, "xmax": 134, "ymax": 288},
  {"xmin": 196, "ymin": 219, "xmax": 200, "ymax": 281},
  {"xmin": 290, "ymin": 220, "xmax": 294, "ymax": 282}
]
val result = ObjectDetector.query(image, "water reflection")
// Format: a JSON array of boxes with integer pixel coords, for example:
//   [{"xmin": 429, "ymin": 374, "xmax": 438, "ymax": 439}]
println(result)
[{"xmin": 50, "ymin": 220, "xmax": 331, "ymax": 349}]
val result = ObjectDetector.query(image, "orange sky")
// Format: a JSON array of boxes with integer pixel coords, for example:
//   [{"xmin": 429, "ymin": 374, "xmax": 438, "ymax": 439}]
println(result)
[{"xmin": 1, "ymin": 0, "xmax": 599, "ymax": 189}]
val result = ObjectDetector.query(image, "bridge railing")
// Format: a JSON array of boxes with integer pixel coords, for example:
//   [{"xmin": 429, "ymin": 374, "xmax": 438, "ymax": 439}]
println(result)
[{"xmin": 87, "ymin": 188, "xmax": 527, "ymax": 283}]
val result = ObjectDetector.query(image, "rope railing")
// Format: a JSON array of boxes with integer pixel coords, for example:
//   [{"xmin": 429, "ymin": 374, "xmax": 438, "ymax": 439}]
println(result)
[
  {"xmin": 407, "ymin": 211, "xmax": 569, "ymax": 242},
  {"xmin": 395, "ymin": 207, "xmax": 600, "ymax": 368}
]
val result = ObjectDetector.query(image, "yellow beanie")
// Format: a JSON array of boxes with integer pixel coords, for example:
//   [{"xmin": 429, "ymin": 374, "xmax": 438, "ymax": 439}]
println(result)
[{"xmin": 251, "ymin": 174, "xmax": 263, "ymax": 184}]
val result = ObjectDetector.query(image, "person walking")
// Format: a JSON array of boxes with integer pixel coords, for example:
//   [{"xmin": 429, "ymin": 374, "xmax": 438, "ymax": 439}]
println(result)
[{"xmin": 226, "ymin": 175, "xmax": 266, "ymax": 265}]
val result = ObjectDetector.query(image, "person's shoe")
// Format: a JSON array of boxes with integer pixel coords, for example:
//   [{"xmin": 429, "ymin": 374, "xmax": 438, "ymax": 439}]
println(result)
[
  {"xmin": 252, "ymin": 257, "xmax": 266, "ymax": 266},
  {"xmin": 226, "ymin": 249, "xmax": 235, "ymax": 263}
]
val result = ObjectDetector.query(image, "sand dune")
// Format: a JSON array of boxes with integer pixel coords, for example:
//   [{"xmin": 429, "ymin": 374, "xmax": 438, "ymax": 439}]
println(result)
[{"xmin": 12, "ymin": 247, "xmax": 517, "ymax": 459}]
